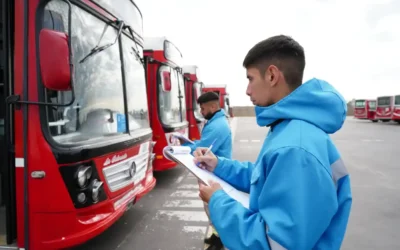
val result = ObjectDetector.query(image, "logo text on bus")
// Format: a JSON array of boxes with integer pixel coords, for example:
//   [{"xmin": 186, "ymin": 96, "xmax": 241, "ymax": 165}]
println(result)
[{"xmin": 104, "ymin": 153, "xmax": 128, "ymax": 166}]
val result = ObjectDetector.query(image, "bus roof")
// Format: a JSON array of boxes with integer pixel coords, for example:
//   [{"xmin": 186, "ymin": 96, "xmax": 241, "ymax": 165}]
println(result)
[
  {"xmin": 204, "ymin": 84, "xmax": 227, "ymax": 88},
  {"xmin": 143, "ymin": 36, "xmax": 169, "ymax": 51},
  {"xmin": 182, "ymin": 65, "xmax": 198, "ymax": 74}
]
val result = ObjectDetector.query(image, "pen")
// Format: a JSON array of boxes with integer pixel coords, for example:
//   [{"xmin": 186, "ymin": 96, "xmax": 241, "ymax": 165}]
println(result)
[
  {"xmin": 203, "ymin": 138, "xmax": 217, "ymax": 156},
  {"xmin": 196, "ymin": 139, "xmax": 217, "ymax": 167}
]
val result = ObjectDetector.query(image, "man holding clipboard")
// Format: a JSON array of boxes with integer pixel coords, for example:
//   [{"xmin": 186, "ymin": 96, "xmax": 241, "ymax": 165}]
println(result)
[
  {"xmin": 193, "ymin": 35, "xmax": 352, "ymax": 250},
  {"xmin": 179, "ymin": 91, "xmax": 232, "ymax": 250}
]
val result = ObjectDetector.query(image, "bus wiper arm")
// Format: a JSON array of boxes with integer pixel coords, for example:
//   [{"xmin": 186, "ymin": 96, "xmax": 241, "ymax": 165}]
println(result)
[
  {"xmin": 79, "ymin": 20, "xmax": 125, "ymax": 64},
  {"xmin": 124, "ymin": 25, "xmax": 144, "ymax": 65}
]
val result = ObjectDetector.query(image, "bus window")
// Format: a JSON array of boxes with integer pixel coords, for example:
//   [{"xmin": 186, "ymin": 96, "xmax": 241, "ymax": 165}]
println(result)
[
  {"xmin": 377, "ymin": 97, "xmax": 390, "ymax": 106},
  {"xmin": 44, "ymin": 1, "xmax": 126, "ymax": 144},
  {"xmin": 369, "ymin": 101, "xmax": 376, "ymax": 110},
  {"xmin": 355, "ymin": 100, "xmax": 365, "ymax": 108},
  {"xmin": 121, "ymin": 35, "xmax": 150, "ymax": 135},
  {"xmin": 395, "ymin": 95, "xmax": 400, "ymax": 106},
  {"xmin": 193, "ymin": 82, "xmax": 202, "ymax": 120},
  {"xmin": 158, "ymin": 66, "xmax": 186, "ymax": 126}
]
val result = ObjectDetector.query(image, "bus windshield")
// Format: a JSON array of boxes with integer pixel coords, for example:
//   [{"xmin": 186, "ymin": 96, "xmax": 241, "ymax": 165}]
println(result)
[
  {"xmin": 354, "ymin": 100, "xmax": 365, "ymax": 108},
  {"xmin": 193, "ymin": 82, "xmax": 202, "ymax": 120},
  {"xmin": 377, "ymin": 97, "xmax": 391, "ymax": 107},
  {"xmin": 158, "ymin": 66, "xmax": 186, "ymax": 126},
  {"xmin": 42, "ymin": 1, "xmax": 150, "ymax": 145},
  {"xmin": 395, "ymin": 95, "xmax": 400, "ymax": 106},
  {"xmin": 224, "ymin": 96, "xmax": 230, "ymax": 115},
  {"xmin": 369, "ymin": 101, "xmax": 376, "ymax": 109}
]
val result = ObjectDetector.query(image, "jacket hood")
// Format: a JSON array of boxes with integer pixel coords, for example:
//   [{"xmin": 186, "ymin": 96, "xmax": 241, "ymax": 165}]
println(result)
[{"xmin": 255, "ymin": 78, "xmax": 347, "ymax": 134}]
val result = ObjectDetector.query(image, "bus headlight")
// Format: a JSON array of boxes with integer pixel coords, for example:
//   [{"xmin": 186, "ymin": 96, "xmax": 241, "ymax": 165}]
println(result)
[
  {"xmin": 77, "ymin": 192, "xmax": 86, "ymax": 203},
  {"xmin": 76, "ymin": 166, "xmax": 92, "ymax": 188},
  {"xmin": 59, "ymin": 162, "xmax": 107, "ymax": 209},
  {"xmin": 91, "ymin": 179, "xmax": 103, "ymax": 203}
]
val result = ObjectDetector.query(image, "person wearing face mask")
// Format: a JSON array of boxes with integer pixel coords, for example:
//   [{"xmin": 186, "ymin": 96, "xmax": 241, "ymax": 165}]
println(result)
[
  {"xmin": 193, "ymin": 35, "xmax": 352, "ymax": 250},
  {"xmin": 180, "ymin": 91, "xmax": 232, "ymax": 250}
]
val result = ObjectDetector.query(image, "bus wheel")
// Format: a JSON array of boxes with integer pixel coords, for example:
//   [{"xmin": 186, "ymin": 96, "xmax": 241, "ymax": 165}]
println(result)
[{"xmin": 372, "ymin": 120, "xmax": 378, "ymax": 123}]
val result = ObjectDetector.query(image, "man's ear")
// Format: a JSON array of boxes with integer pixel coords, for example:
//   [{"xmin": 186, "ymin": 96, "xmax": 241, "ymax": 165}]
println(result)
[{"xmin": 266, "ymin": 65, "xmax": 280, "ymax": 87}]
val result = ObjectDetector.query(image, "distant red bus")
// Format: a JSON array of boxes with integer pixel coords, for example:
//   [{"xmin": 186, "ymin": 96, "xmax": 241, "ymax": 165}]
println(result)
[
  {"xmin": 375, "ymin": 96, "xmax": 394, "ymax": 122},
  {"xmin": 392, "ymin": 95, "xmax": 400, "ymax": 124},
  {"xmin": 354, "ymin": 99, "xmax": 377, "ymax": 122},
  {"xmin": 143, "ymin": 37, "xmax": 189, "ymax": 171},
  {"xmin": 183, "ymin": 65, "xmax": 205, "ymax": 141}
]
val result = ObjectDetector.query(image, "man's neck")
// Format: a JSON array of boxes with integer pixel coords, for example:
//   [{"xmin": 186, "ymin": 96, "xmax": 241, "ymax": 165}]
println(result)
[{"xmin": 207, "ymin": 109, "xmax": 221, "ymax": 120}]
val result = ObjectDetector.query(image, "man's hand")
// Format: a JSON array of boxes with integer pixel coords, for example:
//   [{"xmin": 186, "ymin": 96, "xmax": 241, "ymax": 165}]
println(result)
[
  {"xmin": 193, "ymin": 147, "xmax": 218, "ymax": 172},
  {"xmin": 199, "ymin": 180, "xmax": 222, "ymax": 203}
]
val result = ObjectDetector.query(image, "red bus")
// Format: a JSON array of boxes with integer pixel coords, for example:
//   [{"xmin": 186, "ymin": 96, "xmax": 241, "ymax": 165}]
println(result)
[
  {"xmin": 375, "ymin": 95, "xmax": 394, "ymax": 122},
  {"xmin": 182, "ymin": 65, "xmax": 205, "ymax": 141},
  {"xmin": 143, "ymin": 37, "xmax": 188, "ymax": 171},
  {"xmin": 0, "ymin": 0, "xmax": 156, "ymax": 249},
  {"xmin": 354, "ymin": 99, "xmax": 377, "ymax": 122},
  {"xmin": 392, "ymin": 95, "xmax": 400, "ymax": 124},
  {"xmin": 202, "ymin": 84, "xmax": 233, "ymax": 118}
]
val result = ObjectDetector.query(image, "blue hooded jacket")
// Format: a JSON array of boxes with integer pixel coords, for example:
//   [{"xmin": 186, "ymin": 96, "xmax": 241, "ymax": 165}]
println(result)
[
  {"xmin": 182, "ymin": 109, "xmax": 232, "ymax": 159},
  {"xmin": 208, "ymin": 78, "xmax": 352, "ymax": 250}
]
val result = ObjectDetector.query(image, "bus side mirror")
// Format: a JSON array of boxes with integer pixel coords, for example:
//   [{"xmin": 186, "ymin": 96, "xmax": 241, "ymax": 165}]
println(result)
[
  {"xmin": 162, "ymin": 71, "xmax": 171, "ymax": 92},
  {"xmin": 39, "ymin": 28, "xmax": 71, "ymax": 91}
]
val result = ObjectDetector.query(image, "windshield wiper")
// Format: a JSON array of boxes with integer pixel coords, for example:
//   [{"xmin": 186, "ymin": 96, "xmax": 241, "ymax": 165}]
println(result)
[
  {"xmin": 79, "ymin": 20, "xmax": 125, "ymax": 64},
  {"xmin": 124, "ymin": 25, "xmax": 144, "ymax": 65}
]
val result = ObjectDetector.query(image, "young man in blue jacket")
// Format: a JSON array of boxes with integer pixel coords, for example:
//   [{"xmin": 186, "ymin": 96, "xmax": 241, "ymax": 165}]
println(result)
[
  {"xmin": 194, "ymin": 35, "xmax": 352, "ymax": 250},
  {"xmin": 180, "ymin": 91, "xmax": 232, "ymax": 250}
]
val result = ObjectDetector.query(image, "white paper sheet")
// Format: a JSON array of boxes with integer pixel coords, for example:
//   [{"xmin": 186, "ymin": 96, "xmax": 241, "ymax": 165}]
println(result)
[
  {"xmin": 163, "ymin": 146, "xmax": 192, "ymax": 161},
  {"xmin": 163, "ymin": 147, "xmax": 250, "ymax": 209}
]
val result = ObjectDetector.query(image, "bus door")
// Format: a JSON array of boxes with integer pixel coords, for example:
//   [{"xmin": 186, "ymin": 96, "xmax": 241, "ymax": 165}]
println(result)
[{"xmin": 0, "ymin": 0, "xmax": 17, "ymax": 247}]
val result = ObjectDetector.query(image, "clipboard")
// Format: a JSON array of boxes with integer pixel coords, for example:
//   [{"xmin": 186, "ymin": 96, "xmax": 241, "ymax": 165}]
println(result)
[{"xmin": 163, "ymin": 146, "xmax": 250, "ymax": 209}]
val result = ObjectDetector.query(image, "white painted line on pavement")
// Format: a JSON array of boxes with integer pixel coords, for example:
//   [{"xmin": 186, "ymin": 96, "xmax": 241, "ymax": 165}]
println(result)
[
  {"xmin": 154, "ymin": 210, "xmax": 209, "ymax": 222},
  {"xmin": 171, "ymin": 190, "xmax": 199, "ymax": 198},
  {"xmin": 178, "ymin": 184, "xmax": 199, "ymax": 189},
  {"xmin": 239, "ymin": 139, "xmax": 249, "ymax": 142},
  {"xmin": 362, "ymin": 139, "xmax": 384, "ymax": 142},
  {"xmin": 251, "ymin": 139, "xmax": 260, "ymax": 142},
  {"xmin": 175, "ymin": 174, "xmax": 186, "ymax": 184},
  {"xmin": 183, "ymin": 226, "xmax": 207, "ymax": 234},
  {"xmin": 163, "ymin": 199, "xmax": 204, "ymax": 208}
]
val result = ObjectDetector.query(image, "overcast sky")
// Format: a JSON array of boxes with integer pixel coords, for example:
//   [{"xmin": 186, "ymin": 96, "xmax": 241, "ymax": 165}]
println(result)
[{"xmin": 135, "ymin": 0, "xmax": 400, "ymax": 106}]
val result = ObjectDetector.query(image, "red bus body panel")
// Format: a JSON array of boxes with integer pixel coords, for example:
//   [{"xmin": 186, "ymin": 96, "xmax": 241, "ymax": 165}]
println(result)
[{"xmin": 10, "ymin": 1, "xmax": 156, "ymax": 249}]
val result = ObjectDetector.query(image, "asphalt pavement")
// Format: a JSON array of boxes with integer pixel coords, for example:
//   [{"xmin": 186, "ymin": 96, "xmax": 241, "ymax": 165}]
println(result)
[{"xmin": 71, "ymin": 117, "xmax": 400, "ymax": 250}]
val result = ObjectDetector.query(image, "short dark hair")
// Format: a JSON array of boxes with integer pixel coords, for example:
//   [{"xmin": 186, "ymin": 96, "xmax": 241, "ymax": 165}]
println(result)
[
  {"xmin": 243, "ymin": 35, "xmax": 305, "ymax": 88},
  {"xmin": 197, "ymin": 92, "xmax": 220, "ymax": 105}
]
